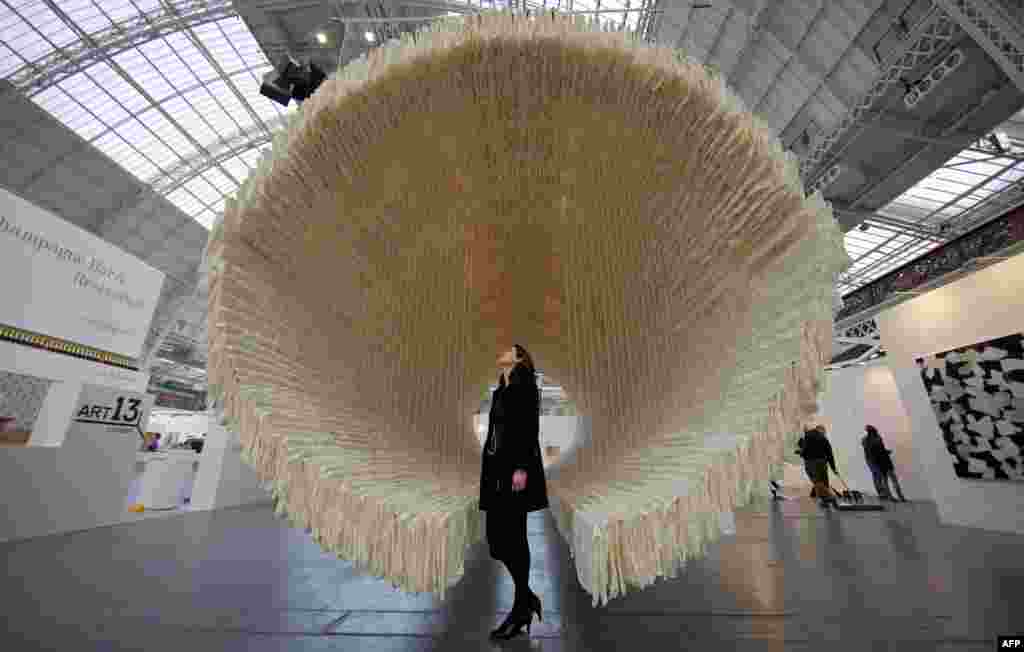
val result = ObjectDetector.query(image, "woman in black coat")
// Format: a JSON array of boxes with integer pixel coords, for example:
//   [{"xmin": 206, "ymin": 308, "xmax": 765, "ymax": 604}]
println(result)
[
  {"xmin": 479, "ymin": 344, "xmax": 549, "ymax": 640},
  {"xmin": 862, "ymin": 425, "xmax": 907, "ymax": 502}
]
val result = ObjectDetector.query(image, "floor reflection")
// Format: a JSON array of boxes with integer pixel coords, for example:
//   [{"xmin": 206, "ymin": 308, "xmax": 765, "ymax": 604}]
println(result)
[{"xmin": 0, "ymin": 498, "xmax": 1021, "ymax": 651}]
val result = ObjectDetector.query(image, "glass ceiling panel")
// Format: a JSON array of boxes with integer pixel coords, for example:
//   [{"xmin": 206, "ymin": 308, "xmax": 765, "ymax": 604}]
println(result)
[
  {"xmin": 193, "ymin": 209, "xmax": 216, "ymax": 229},
  {"xmin": 931, "ymin": 167, "xmax": 990, "ymax": 186},
  {"xmin": 65, "ymin": 3, "xmax": 111, "ymax": 33},
  {"xmin": 220, "ymin": 156, "xmax": 253, "ymax": 182},
  {"xmin": 841, "ymin": 127, "xmax": 1024, "ymax": 299},
  {"xmin": 1, "ymin": 5, "xmax": 281, "ymax": 229},
  {"xmin": 2, "ymin": 4, "xmax": 71, "ymax": 65},
  {"xmin": 131, "ymin": 0, "xmax": 163, "ymax": 13},
  {"xmin": 166, "ymin": 187, "xmax": 205, "ymax": 216},
  {"xmin": 97, "ymin": 1, "xmax": 150, "ymax": 25},
  {"xmin": 186, "ymin": 176, "xmax": 222, "ymax": 205},
  {"xmin": 202, "ymin": 168, "xmax": 235, "ymax": 193},
  {"xmin": 4, "ymin": 1, "xmax": 647, "ymax": 235},
  {"xmin": 0, "ymin": 43, "xmax": 19, "ymax": 79},
  {"xmin": 840, "ymin": 226, "xmax": 943, "ymax": 292}
]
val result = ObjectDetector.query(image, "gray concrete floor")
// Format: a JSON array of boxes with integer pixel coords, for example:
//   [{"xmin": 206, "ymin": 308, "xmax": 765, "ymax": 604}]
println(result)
[{"xmin": 1, "ymin": 497, "xmax": 1019, "ymax": 651}]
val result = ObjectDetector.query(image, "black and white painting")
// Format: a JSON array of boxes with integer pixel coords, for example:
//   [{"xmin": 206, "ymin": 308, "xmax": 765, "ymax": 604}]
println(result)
[{"xmin": 917, "ymin": 333, "xmax": 1024, "ymax": 482}]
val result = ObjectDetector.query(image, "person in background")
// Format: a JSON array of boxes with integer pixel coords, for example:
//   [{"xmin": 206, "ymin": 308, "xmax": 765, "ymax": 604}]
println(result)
[
  {"xmin": 797, "ymin": 425, "xmax": 839, "ymax": 508},
  {"xmin": 146, "ymin": 433, "xmax": 161, "ymax": 452},
  {"xmin": 862, "ymin": 425, "xmax": 907, "ymax": 502}
]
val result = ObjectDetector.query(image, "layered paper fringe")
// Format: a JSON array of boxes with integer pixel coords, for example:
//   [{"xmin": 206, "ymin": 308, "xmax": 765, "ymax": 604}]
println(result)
[{"xmin": 206, "ymin": 10, "xmax": 851, "ymax": 604}]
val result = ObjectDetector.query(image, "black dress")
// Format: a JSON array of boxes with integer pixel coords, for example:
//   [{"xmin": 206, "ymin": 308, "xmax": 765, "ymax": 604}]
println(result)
[{"xmin": 479, "ymin": 364, "xmax": 549, "ymax": 513}]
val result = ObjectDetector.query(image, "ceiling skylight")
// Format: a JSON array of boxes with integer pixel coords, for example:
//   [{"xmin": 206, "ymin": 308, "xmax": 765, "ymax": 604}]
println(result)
[
  {"xmin": 458, "ymin": 0, "xmax": 643, "ymax": 31},
  {"xmin": 839, "ymin": 133, "xmax": 1024, "ymax": 296},
  {"xmin": 2, "ymin": 1, "xmax": 645, "ymax": 231},
  {"xmin": 1, "ymin": 1, "xmax": 293, "ymax": 230}
]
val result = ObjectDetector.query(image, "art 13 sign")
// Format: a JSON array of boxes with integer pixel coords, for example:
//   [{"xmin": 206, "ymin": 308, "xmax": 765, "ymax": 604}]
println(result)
[{"xmin": 71, "ymin": 384, "xmax": 155, "ymax": 440}]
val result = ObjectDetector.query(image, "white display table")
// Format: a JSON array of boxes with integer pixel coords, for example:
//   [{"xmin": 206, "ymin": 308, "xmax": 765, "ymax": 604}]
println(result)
[{"xmin": 136, "ymin": 450, "xmax": 200, "ymax": 510}]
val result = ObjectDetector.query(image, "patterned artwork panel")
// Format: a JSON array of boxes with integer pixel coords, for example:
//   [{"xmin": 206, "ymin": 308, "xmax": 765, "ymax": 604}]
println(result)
[
  {"xmin": 0, "ymin": 370, "xmax": 54, "ymax": 433},
  {"xmin": 917, "ymin": 333, "xmax": 1024, "ymax": 482}
]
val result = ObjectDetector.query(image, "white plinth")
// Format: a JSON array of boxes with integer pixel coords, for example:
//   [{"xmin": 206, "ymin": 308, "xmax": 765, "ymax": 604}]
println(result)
[{"xmin": 137, "ymin": 451, "xmax": 198, "ymax": 510}]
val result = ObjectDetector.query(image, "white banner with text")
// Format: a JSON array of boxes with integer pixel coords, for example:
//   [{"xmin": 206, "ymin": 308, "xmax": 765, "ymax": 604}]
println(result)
[{"xmin": 0, "ymin": 187, "xmax": 165, "ymax": 359}]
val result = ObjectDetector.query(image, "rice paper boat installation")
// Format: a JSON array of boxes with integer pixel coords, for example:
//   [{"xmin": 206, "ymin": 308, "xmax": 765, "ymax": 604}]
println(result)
[{"xmin": 205, "ymin": 10, "xmax": 851, "ymax": 606}]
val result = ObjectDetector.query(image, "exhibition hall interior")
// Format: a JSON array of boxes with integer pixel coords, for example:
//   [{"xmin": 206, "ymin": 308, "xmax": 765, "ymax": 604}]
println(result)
[{"xmin": 1, "ymin": 0, "xmax": 1023, "ymax": 650}]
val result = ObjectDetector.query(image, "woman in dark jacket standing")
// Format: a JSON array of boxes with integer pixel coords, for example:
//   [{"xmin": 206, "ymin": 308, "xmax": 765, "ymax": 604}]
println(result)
[
  {"xmin": 479, "ymin": 344, "xmax": 549, "ymax": 640},
  {"xmin": 862, "ymin": 425, "xmax": 907, "ymax": 502}
]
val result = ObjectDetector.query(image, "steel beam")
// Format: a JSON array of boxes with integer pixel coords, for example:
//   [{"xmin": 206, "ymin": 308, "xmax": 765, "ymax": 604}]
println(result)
[
  {"xmin": 936, "ymin": 0, "xmax": 1024, "ymax": 93},
  {"xmin": 831, "ymin": 208, "xmax": 946, "ymax": 241},
  {"xmin": 800, "ymin": 6, "xmax": 959, "ymax": 185},
  {"xmin": 5, "ymin": 0, "xmax": 236, "ymax": 98},
  {"xmin": 844, "ymin": 113, "xmax": 1009, "ymax": 153},
  {"xmin": 835, "ymin": 337, "xmax": 880, "ymax": 346},
  {"xmin": 942, "ymin": 175, "xmax": 1024, "ymax": 235},
  {"xmin": 167, "ymin": 3, "xmax": 274, "ymax": 145},
  {"xmin": 780, "ymin": 2, "xmax": 887, "ymax": 146},
  {"xmin": 834, "ymin": 316, "xmax": 879, "ymax": 340},
  {"xmin": 147, "ymin": 115, "xmax": 290, "ymax": 197},
  {"xmin": 25, "ymin": 0, "xmax": 252, "ymax": 226},
  {"xmin": 836, "ymin": 87, "xmax": 1008, "ymax": 290}
]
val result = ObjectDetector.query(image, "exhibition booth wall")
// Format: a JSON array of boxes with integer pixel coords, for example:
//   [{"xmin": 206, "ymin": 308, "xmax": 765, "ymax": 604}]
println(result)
[
  {"xmin": 1, "ymin": 396, "xmax": 270, "ymax": 543},
  {"xmin": 0, "ymin": 187, "xmax": 269, "ymax": 542},
  {"xmin": 817, "ymin": 359, "xmax": 929, "ymax": 501},
  {"xmin": 146, "ymin": 410, "xmax": 208, "ymax": 447},
  {"xmin": 0, "ymin": 187, "xmax": 170, "ymax": 542},
  {"xmin": 877, "ymin": 252, "xmax": 1024, "ymax": 535},
  {"xmin": 0, "ymin": 340, "xmax": 153, "ymax": 543},
  {"xmin": 190, "ymin": 421, "xmax": 269, "ymax": 512}
]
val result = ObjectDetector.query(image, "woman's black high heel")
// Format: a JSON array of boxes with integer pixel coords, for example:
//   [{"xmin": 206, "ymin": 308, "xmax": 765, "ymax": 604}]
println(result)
[
  {"xmin": 493, "ymin": 607, "xmax": 533, "ymax": 640},
  {"xmin": 529, "ymin": 592, "xmax": 543, "ymax": 622},
  {"xmin": 489, "ymin": 612, "xmax": 517, "ymax": 639}
]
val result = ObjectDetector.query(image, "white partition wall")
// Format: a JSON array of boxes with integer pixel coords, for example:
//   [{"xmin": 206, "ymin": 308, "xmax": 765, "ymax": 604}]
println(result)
[
  {"xmin": 146, "ymin": 410, "xmax": 208, "ymax": 447},
  {"xmin": 817, "ymin": 360, "xmax": 929, "ymax": 500},
  {"xmin": 190, "ymin": 421, "xmax": 269, "ymax": 511},
  {"xmin": 0, "ymin": 363, "xmax": 153, "ymax": 543},
  {"xmin": 876, "ymin": 252, "xmax": 1024, "ymax": 534}
]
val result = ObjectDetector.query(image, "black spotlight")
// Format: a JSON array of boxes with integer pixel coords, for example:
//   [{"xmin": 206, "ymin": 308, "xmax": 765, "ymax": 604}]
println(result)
[
  {"xmin": 260, "ymin": 70, "xmax": 292, "ymax": 106},
  {"xmin": 260, "ymin": 55, "xmax": 328, "ymax": 107},
  {"xmin": 292, "ymin": 63, "xmax": 327, "ymax": 103}
]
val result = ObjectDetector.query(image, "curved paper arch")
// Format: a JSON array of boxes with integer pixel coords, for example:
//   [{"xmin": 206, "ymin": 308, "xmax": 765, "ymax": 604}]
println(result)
[{"xmin": 206, "ymin": 12, "xmax": 850, "ymax": 605}]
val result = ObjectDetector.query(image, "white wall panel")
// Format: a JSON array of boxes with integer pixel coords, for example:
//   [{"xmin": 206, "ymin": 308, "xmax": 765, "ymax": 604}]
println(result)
[
  {"xmin": 876, "ymin": 252, "xmax": 1024, "ymax": 534},
  {"xmin": 818, "ymin": 360, "xmax": 929, "ymax": 500}
]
